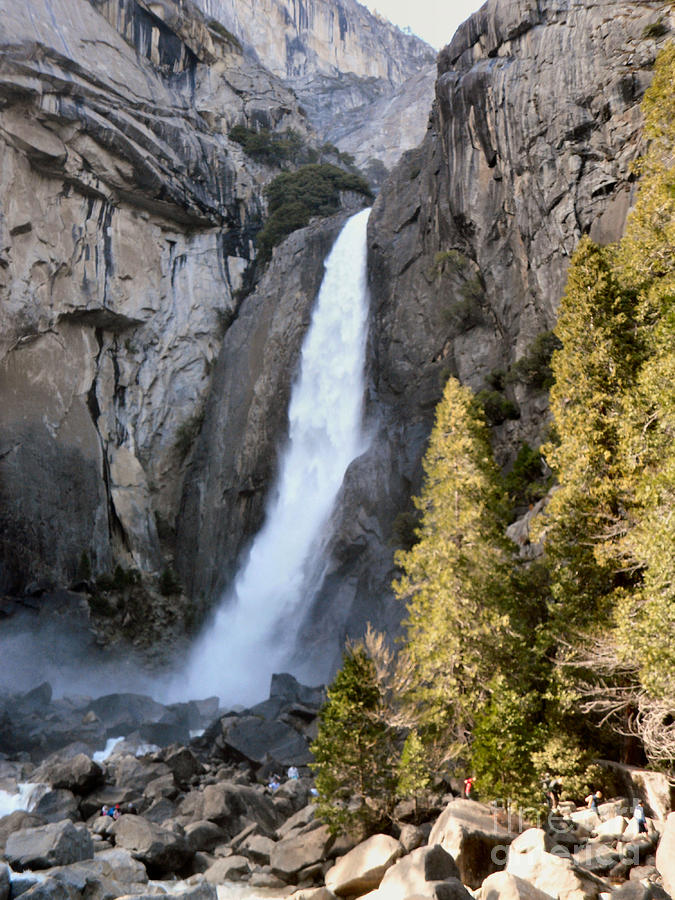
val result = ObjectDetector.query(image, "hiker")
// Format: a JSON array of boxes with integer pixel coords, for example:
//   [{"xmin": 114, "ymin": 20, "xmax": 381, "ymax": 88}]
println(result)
[
  {"xmin": 542, "ymin": 774, "xmax": 562, "ymax": 811},
  {"xmin": 100, "ymin": 805, "xmax": 109, "ymax": 817},
  {"xmin": 463, "ymin": 776, "xmax": 475, "ymax": 799},
  {"xmin": 634, "ymin": 800, "xmax": 648, "ymax": 834},
  {"xmin": 585, "ymin": 789, "xmax": 602, "ymax": 813},
  {"xmin": 287, "ymin": 765, "xmax": 299, "ymax": 780}
]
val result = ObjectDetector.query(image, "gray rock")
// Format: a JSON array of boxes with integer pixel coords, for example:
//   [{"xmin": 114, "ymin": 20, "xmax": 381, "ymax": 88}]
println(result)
[
  {"xmin": 30, "ymin": 753, "xmax": 103, "ymax": 795},
  {"xmin": 0, "ymin": 863, "xmax": 9, "ymax": 900},
  {"xmin": 270, "ymin": 824, "xmax": 334, "ymax": 880},
  {"xmin": 375, "ymin": 845, "xmax": 460, "ymax": 900},
  {"xmin": 31, "ymin": 789, "xmax": 79, "ymax": 824},
  {"xmin": 111, "ymin": 815, "xmax": 193, "ymax": 877},
  {"xmin": 5, "ymin": 819, "xmax": 94, "ymax": 871},
  {"xmin": 428, "ymin": 800, "xmax": 514, "ymax": 889},
  {"xmin": 203, "ymin": 855, "xmax": 251, "ymax": 883},
  {"xmin": 325, "ymin": 834, "xmax": 403, "ymax": 896},
  {"xmin": 185, "ymin": 821, "xmax": 228, "ymax": 853},
  {"xmin": 0, "ymin": 811, "xmax": 46, "ymax": 853}
]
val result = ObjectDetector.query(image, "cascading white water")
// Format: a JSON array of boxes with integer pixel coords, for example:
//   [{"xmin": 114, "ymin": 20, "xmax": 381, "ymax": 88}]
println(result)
[{"xmin": 176, "ymin": 208, "xmax": 372, "ymax": 706}]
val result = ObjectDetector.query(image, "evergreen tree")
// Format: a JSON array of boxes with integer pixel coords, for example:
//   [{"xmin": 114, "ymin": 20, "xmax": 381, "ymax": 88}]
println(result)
[
  {"xmin": 539, "ymin": 238, "xmax": 638, "ymax": 630},
  {"xmin": 310, "ymin": 642, "xmax": 397, "ymax": 835},
  {"xmin": 396, "ymin": 728, "xmax": 431, "ymax": 808},
  {"xmin": 393, "ymin": 377, "xmax": 511, "ymax": 762}
]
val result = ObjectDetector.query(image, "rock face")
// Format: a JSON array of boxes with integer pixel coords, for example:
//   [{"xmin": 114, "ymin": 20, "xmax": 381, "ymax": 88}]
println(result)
[
  {"xmin": 0, "ymin": 0, "xmax": 308, "ymax": 594},
  {"xmin": 193, "ymin": 0, "xmax": 434, "ymax": 84},
  {"xmin": 175, "ymin": 209, "xmax": 364, "ymax": 601},
  {"xmin": 288, "ymin": 0, "xmax": 673, "ymax": 678},
  {"xmin": 193, "ymin": 0, "xmax": 436, "ymax": 179}
]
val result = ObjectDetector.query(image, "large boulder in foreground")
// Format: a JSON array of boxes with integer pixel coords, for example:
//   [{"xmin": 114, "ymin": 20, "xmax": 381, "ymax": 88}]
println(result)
[
  {"xmin": 325, "ymin": 834, "xmax": 403, "ymax": 896},
  {"xmin": 111, "ymin": 815, "xmax": 192, "ymax": 877},
  {"xmin": 428, "ymin": 800, "xmax": 514, "ymax": 888},
  {"xmin": 506, "ymin": 829, "xmax": 608, "ymax": 900},
  {"xmin": 5, "ymin": 819, "xmax": 93, "ymax": 871},
  {"xmin": 655, "ymin": 812, "xmax": 675, "ymax": 897},
  {"xmin": 374, "ymin": 844, "xmax": 463, "ymax": 900}
]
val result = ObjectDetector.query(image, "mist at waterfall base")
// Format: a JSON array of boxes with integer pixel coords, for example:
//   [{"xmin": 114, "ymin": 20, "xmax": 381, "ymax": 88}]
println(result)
[{"xmin": 168, "ymin": 208, "xmax": 372, "ymax": 708}]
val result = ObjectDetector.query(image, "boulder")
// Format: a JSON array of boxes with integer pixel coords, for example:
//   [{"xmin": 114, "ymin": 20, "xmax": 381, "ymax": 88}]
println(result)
[
  {"xmin": 0, "ymin": 811, "xmax": 46, "ymax": 852},
  {"xmin": 0, "ymin": 864, "xmax": 9, "ymax": 900},
  {"xmin": 239, "ymin": 833, "xmax": 277, "ymax": 865},
  {"xmin": 277, "ymin": 803, "xmax": 317, "ymax": 837},
  {"xmin": 375, "ymin": 845, "xmax": 460, "ymax": 900},
  {"xmin": 31, "ymin": 789, "xmax": 79, "ymax": 824},
  {"xmin": 5, "ymin": 819, "xmax": 94, "ymax": 871},
  {"xmin": 185, "ymin": 820, "xmax": 227, "ymax": 853},
  {"xmin": 91, "ymin": 848, "xmax": 149, "ymax": 883},
  {"xmin": 269, "ymin": 674, "xmax": 326, "ymax": 709},
  {"xmin": 571, "ymin": 844, "xmax": 621, "ymax": 876},
  {"xmin": 480, "ymin": 872, "xmax": 556, "ymax": 900},
  {"xmin": 115, "ymin": 886, "xmax": 216, "ymax": 900},
  {"xmin": 30, "ymin": 754, "xmax": 102, "ymax": 795},
  {"xmin": 161, "ymin": 748, "xmax": 204, "ymax": 786},
  {"xmin": 593, "ymin": 816, "xmax": 628, "ymax": 839},
  {"xmin": 109, "ymin": 755, "xmax": 172, "ymax": 793},
  {"xmin": 506, "ymin": 829, "xmax": 608, "ymax": 900},
  {"xmin": 655, "ymin": 812, "xmax": 675, "ymax": 897},
  {"xmin": 8, "ymin": 871, "xmax": 40, "ymax": 899},
  {"xmin": 221, "ymin": 716, "xmax": 313, "ymax": 767},
  {"xmin": 434, "ymin": 881, "xmax": 477, "ymax": 900},
  {"xmin": 569, "ymin": 809, "xmax": 600, "ymax": 832},
  {"xmin": 270, "ymin": 824, "xmax": 334, "ymax": 880},
  {"xmin": 428, "ymin": 799, "xmax": 515, "ymax": 888},
  {"xmin": 203, "ymin": 855, "xmax": 251, "ymax": 883},
  {"xmin": 111, "ymin": 814, "xmax": 192, "ymax": 877},
  {"xmin": 399, "ymin": 825, "xmax": 427, "ymax": 853},
  {"xmin": 325, "ymin": 834, "xmax": 403, "ymax": 896},
  {"xmin": 11, "ymin": 879, "xmax": 72, "ymax": 900}
]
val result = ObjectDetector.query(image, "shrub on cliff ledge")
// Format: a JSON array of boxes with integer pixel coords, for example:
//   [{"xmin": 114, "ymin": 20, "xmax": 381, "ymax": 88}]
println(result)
[{"xmin": 256, "ymin": 164, "xmax": 373, "ymax": 264}]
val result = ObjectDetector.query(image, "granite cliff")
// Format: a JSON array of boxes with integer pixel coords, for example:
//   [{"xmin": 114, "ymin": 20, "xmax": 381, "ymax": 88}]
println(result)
[
  {"xmin": 177, "ymin": 0, "xmax": 673, "ymax": 680},
  {"xmin": 193, "ymin": 0, "xmax": 437, "ymax": 179},
  {"xmin": 0, "ymin": 0, "xmax": 311, "ymax": 593}
]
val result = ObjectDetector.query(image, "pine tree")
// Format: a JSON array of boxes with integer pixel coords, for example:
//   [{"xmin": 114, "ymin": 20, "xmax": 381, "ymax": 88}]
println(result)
[
  {"xmin": 393, "ymin": 377, "xmax": 511, "ymax": 761},
  {"xmin": 539, "ymin": 238, "xmax": 638, "ymax": 629},
  {"xmin": 310, "ymin": 642, "xmax": 397, "ymax": 835}
]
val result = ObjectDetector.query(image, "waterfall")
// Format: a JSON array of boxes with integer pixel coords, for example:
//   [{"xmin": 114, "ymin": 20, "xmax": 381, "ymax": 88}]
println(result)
[{"xmin": 176, "ymin": 208, "xmax": 372, "ymax": 707}]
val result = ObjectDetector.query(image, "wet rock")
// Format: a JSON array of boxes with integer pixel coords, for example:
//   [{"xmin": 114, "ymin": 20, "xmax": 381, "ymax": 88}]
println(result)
[
  {"xmin": 31, "ymin": 789, "xmax": 79, "ymax": 824},
  {"xmin": 5, "ymin": 819, "xmax": 94, "ymax": 871}
]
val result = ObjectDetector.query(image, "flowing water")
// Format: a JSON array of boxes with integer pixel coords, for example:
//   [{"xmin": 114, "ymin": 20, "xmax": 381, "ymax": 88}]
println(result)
[{"xmin": 174, "ymin": 208, "xmax": 372, "ymax": 706}]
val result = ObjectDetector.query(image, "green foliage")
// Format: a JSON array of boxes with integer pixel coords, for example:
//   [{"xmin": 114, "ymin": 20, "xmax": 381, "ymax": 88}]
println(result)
[
  {"xmin": 229, "ymin": 125, "xmax": 308, "ymax": 166},
  {"xmin": 394, "ymin": 377, "xmax": 513, "ymax": 760},
  {"xmin": 397, "ymin": 729, "xmax": 431, "ymax": 802},
  {"xmin": 506, "ymin": 331, "xmax": 562, "ymax": 391},
  {"xmin": 391, "ymin": 509, "xmax": 421, "ymax": 551},
  {"xmin": 256, "ymin": 164, "xmax": 373, "ymax": 263},
  {"xmin": 311, "ymin": 642, "xmax": 397, "ymax": 835},
  {"xmin": 471, "ymin": 679, "xmax": 544, "ymax": 805},
  {"xmin": 174, "ymin": 410, "xmax": 205, "ymax": 463},
  {"xmin": 531, "ymin": 734, "xmax": 605, "ymax": 806},
  {"xmin": 642, "ymin": 19, "xmax": 669, "ymax": 40},
  {"xmin": 96, "ymin": 565, "xmax": 140, "ymax": 592},
  {"xmin": 77, "ymin": 550, "xmax": 92, "ymax": 581},
  {"xmin": 207, "ymin": 19, "xmax": 242, "ymax": 48},
  {"xmin": 159, "ymin": 566, "xmax": 182, "ymax": 597},
  {"xmin": 504, "ymin": 443, "xmax": 550, "ymax": 507},
  {"xmin": 473, "ymin": 389, "xmax": 520, "ymax": 426}
]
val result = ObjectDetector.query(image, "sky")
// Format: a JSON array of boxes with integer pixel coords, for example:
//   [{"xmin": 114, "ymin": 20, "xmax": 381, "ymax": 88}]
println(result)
[{"xmin": 361, "ymin": 0, "xmax": 485, "ymax": 50}]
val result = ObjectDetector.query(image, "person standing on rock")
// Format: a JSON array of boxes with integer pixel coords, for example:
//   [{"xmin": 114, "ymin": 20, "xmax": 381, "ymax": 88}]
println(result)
[
  {"xmin": 634, "ymin": 800, "xmax": 648, "ymax": 834},
  {"xmin": 463, "ymin": 776, "xmax": 475, "ymax": 799}
]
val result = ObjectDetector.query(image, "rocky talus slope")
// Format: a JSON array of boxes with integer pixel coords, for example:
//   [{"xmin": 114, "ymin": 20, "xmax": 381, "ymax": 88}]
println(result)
[{"xmin": 0, "ymin": 675, "xmax": 673, "ymax": 900}]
